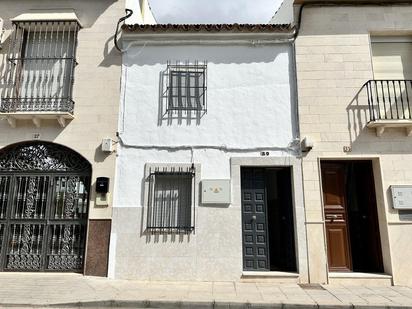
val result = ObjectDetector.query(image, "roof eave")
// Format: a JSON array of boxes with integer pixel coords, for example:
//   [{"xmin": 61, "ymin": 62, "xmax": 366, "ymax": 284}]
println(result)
[{"xmin": 121, "ymin": 30, "xmax": 295, "ymax": 44}]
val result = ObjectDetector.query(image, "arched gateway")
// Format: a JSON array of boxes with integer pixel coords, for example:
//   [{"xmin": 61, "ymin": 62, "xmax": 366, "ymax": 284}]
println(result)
[{"xmin": 0, "ymin": 142, "xmax": 91, "ymax": 272}]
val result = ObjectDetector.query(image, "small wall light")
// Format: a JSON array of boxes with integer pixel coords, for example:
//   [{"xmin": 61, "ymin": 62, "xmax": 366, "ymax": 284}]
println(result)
[{"xmin": 301, "ymin": 137, "xmax": 314, "ymax": 153}]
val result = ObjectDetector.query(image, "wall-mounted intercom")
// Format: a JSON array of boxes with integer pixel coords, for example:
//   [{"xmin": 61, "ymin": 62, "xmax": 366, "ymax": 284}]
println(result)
[{"xmin": 95, "ymin": 177, "xmax": 110, "ymax": 207}]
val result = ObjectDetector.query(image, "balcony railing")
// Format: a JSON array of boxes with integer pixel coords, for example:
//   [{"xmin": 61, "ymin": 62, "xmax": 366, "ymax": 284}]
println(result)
[
  {"xmin": 0, "ymin": 21, "xmax": 79, "ymax": 128},
  {"xmin": 1, "ymin": 58, "xmax": 76, "ymax": 114},
  {"xmin": 0, "ymin": 98, "xmax": 74, "ymax": 114},
  {"xmin": 365, "ymin": 80, "xmax": 412, "ymax": 121},
  {"xmin": 364, "ymin": 80, "xmax": 412, "ymax": 136}
]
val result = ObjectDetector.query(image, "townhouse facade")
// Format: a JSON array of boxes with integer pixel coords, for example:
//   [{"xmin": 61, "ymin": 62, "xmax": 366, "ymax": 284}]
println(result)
[
  {"xmin": 109, "ymin": 23, "xmax": 310, "ymax": 281},
  {"xmin": 293, "ymin": 0, "xmax": 412, "ymax": 286},
  {"xmin": 1, "ymin": 0, "xmax": 412, "ymax": 288},
  {"xmin": 0, "ymin": 0, "xmax": 124, "ymax": 276}
]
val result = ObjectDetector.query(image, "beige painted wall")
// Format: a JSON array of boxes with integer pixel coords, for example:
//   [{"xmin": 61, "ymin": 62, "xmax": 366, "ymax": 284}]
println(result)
[
  {"xmin": 296, "ymin": 5, "xmax": 412, "ymax": 286},
  {"xmin": 0, "ymin": 0, "xmax": 124, "ymax": 220}
]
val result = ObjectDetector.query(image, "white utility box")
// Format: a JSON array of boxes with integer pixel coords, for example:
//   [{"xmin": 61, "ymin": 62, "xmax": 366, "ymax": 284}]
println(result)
[
  {"xmin": 201, "ymin": 179, "xmax": 230, "ymax": 204},
  {"xmin": 391, "ymin": 185, "xmax": 412, "ymax": 210},
  {"xmin": 101, "ymin": 138, "xmax": 113, "ymax": 152}
]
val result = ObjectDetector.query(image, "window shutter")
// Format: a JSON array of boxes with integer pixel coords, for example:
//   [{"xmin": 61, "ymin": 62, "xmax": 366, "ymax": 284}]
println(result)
[{"xmin": 372, "ymin": 41, "xmax": 412, "ymax": 80}]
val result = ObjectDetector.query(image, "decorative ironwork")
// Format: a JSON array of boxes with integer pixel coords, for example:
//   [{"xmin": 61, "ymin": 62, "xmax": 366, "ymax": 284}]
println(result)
[
  {"xmin": 146, "ymin": 166, "xmax": 196, "ymax": 233},
  {"xmin": 47, "ymin": 224, "xmax": 85, "ymax": 270},
  {"xmin": 20, "ymin": 224, "xmax": 32, "ymax": 254},
  {"xmin": 0, "ymin": 224, "xmax": 4, "ymax": 255},
  {"xmin": 64, "ymin": 177, "xmax": 79, "ymax": 218},
  {"xmin": 0, "ymin": 142, "xmax": 90, "ymax": 272},
  {"xmin": 12, "ymin": 176, "xmax": 49, "ymax": 220},
  {"xmin": 6, "ymin": 224, "xmax": 44, "ymax": 270},
  {"xmin": 24, "ymin": 178, "xmax": 37, "ymax": 218},
  {"xmin": 0, "ymin": 142, "xmax": 91, "ymax": 172},
  {"xmin": 52, "ymin": 176, "xmax": 88, "ymax": 220},
  {"xmin": 7, "ymin": 254, "xmax": 42, "ymax": 270},
  {"xmin": 1, "ymin": 21, "xmax": 79, "ymax": 114},
  {"xmin": 163, "ymin": 61, "xmax": 207, "ymax": 113},
  {"xmin": 0, "ymin": 176, "xmax": 11, "ymax": 219},
  {"xmin": 48, "ymin": 255, "xmax": 82, "ymax": 270}
]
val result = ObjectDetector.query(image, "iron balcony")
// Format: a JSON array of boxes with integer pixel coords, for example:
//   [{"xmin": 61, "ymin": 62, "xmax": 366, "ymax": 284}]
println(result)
[{"xmin": 365, "ymin": 79, "xmax": 412, "ymax": 136}]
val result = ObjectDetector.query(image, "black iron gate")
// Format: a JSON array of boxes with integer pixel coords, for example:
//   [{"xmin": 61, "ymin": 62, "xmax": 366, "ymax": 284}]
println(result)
[{"xmin": 0, "ymin": 142, "xmax": 91, "ymax": 272}]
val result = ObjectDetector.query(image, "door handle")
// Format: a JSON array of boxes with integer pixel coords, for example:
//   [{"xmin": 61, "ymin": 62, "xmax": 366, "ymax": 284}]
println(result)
[
  {"xmin": 251, "ymin": 215, "xmax": 256, "ymax": 221},
  {"xmin": 329, "ymin": 214, "xmax": 338, "ymax": 222}
]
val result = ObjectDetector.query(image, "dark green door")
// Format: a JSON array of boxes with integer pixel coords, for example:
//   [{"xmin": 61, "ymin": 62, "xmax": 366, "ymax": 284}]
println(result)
[{"xmin": 241, "ymin": 168, "xmax": 270, "ymax": 271}]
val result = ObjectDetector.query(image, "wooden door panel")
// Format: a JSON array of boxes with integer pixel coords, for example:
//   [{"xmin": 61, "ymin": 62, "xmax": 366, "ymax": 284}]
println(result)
[
  {"xmin": 322, "ymin": 166, "xmax": 345, "ymax": 211},
  {"xmin": 326, "ymin": 223, "xmax": 352, "ymax": 271},
  {"xmin": 321, "ymin": 162, "xmax": 352, "ymax": 272}
]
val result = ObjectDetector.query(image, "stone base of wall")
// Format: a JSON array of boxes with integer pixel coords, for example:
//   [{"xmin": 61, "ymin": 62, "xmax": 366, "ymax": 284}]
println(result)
[{"xmin": 85, "ymin": 219, "xmax": 111, "ymax": 277}]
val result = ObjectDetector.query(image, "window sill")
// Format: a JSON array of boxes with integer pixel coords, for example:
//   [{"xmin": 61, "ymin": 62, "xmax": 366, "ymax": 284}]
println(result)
[{"xmin": 0, "ymin": 112, "xmax": 74, "ymax": 128}]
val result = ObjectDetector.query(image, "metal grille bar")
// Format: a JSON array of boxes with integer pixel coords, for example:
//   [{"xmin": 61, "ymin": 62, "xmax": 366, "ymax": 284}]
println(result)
[
  {"xmin": 1, "ymin": 21, "xmax": 79, "ymax": 114},
  {"xmin": 5, "ymin": 223, "xmax": 45, "ymax": 270},
  {"xmin": 365, "ymin": 80, "xmax": 412, "ymax": 121},
  {"xmin": 12, "ymin": 176, "xmax": 49, "ymax": 220},
  {"xmin": 165, "ymin": 61, "xmax": 207, "ymax": 113},
  {"xmin": 51, "ymin": 176, "xmax": 89, "ymax": 220},
  {"xmin": 47, "ymin": 223, "xmax": 86, "ymax": 271},
  {"xmin": 146, "ymin": 167, "xmax": 195, "ymax": 233},
  {"xmin": 0, "ymin": 224, "xmax": 4, "ymax": 256},
  {"xmin": 0, "ymin": 176, "xmax": 11, "ymax": 220}
]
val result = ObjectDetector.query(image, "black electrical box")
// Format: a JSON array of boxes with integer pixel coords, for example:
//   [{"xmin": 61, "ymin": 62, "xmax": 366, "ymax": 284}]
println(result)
[{"xmin": 96, "ymin": 177, "xmax": 110, "ymax": 193}]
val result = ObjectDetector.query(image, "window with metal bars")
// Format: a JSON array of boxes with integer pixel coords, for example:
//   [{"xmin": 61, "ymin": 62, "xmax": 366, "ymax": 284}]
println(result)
[
  {"xmin": 165, "ymin": 61, "xmax": 207, "ymax": 112},
  {"xmin": 1, "ymin": 20, "xmax": 80, "ymax": 114},
  {"xmin": 146, "ymin": 168, "xmax": 195, "ymax": 233}
]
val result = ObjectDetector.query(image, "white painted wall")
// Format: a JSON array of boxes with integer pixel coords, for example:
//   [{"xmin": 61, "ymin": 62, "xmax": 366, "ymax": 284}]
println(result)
[
  {"xmin": 110, "ymin": 42, "xmax": 302, "ymax": 281},
  {"xmin": 120, "ymin": 44, "xmax": 296, "ymax": 148}
]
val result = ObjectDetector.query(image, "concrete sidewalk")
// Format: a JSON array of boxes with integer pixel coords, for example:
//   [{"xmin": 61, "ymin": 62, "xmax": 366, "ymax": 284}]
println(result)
[{"xmin": 0, "ymin": 274, "xmax": 412, "ymax": 308}]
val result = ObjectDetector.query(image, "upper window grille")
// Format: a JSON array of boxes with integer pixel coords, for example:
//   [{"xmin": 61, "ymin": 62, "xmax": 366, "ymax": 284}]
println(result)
[
  {"xmin": 165, "ymin": 61, "xmax": 207, "ymax": 113},
  {"xmin": 1, "ymin": 21, "xmax": 80, "ymax": 114},
  {"xmin": 146, "ymin": 167, "xmax": 195, "ymax": 233}
]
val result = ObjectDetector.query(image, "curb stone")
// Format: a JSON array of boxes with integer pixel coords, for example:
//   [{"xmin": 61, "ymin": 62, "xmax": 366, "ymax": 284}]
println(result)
[{"xmin": 2, "ymin": 301, "xmax": 412, "ymax": 309}]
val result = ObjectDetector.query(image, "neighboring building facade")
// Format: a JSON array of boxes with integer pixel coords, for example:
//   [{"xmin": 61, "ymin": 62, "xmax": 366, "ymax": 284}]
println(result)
[
  {"xmin": 293, "ymin": 0, "xmax": 412, "ymax": 286},
  {"xmin": 0, "ymin": 0, "xmax": 124, "ymax": 276},
  {"xmin": 110, "ymin": 24, "xmax": 310, "ymax": 282}
]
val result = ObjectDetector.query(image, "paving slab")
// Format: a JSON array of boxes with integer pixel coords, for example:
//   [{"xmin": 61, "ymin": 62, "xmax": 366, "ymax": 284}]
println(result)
[{"xmin": 0, "ymin": 274, "xmax": 411, "ymax": 308}]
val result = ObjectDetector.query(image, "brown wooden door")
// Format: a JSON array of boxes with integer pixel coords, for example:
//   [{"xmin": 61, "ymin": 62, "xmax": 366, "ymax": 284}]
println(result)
[{"xmin": 321, "ymin": 163, "xmax": 352, "ymax": 272}]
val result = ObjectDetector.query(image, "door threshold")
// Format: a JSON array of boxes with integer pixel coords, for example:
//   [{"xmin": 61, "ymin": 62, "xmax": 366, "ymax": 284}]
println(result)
[
  {"xmin": 329, "ymin": 272, "xmax": 392, "ymax": 279},
  {"xmin": 242, "ymin": 271, "xmax": 299, "ymax": 278},
  {"xmin": 328, "ymin": 272, "xmax": 393, "ymax": 286}
]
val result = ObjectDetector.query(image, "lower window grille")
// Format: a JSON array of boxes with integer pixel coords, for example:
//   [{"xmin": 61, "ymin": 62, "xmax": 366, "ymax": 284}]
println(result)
[{"xmin": 146, "ymin": 168, "xmax": 195, "ymax": 233}]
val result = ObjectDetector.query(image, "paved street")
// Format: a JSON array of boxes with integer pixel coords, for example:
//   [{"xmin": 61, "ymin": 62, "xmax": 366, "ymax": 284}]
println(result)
[{"xmin": 0, "ymin": 274, "xmax": 412, "ymax": 308}]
